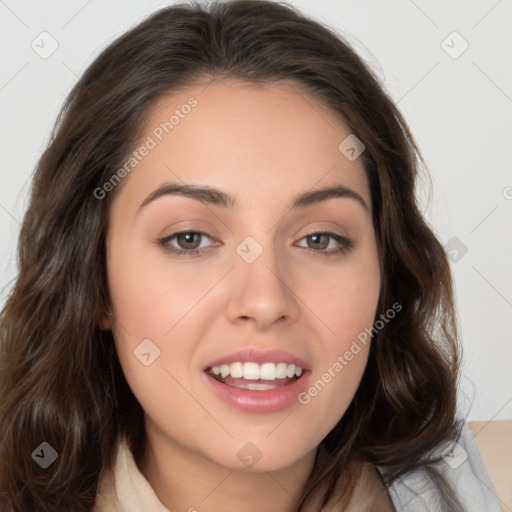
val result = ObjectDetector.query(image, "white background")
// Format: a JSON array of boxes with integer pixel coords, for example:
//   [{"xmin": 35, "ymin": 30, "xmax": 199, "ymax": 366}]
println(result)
[{"xmin": 0, "ymin": 0, "xmax": 511, "ymax": 421}]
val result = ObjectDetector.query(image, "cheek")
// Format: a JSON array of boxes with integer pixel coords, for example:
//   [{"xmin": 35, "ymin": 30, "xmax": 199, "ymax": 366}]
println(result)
[
  {"xmin": 107, "ymin": 251, "xmax": 203, "ymax": 434},
  {"xmin": 106, "ymin": 237, "xmax": 217, "ymax": 340},
  {"xmin": 307, "ymin": 242, "xmax": 381, "ymax": 344},
  {"xmin": 106, "ymin": 239, "xmax": 221, "ymax": 403},
  {"xmin": 297, "ymin": 284, "xmax": 377, "ymax": 445},
  {"xmin": 297, "ymin": 241, "xmax": 380, "ymax": 423},
  {"xmin": 331, "ymin": 265, "xmax": 380, "ymax": 342}
]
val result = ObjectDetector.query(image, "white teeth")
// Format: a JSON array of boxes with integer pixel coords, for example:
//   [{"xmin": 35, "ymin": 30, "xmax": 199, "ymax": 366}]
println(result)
[
  {"xmin": 260, "ymin": 362, "xmax": 276, "ymax": 380},
  {"xmin": 209, "ymin": 361, "xmax": 304, "ymax": 381},
  {"xmin": 286, "ymin": 364, "xmax": 296, "ymax": 378},
  {"xmin": 230, "ymin": 362, "xmax": 243, "ymax": 379},
  {"xmin": 275, "ymin": 362, "xmax": 288, "ymax": 379},
  {"xmin": 220, "ymin": 364, "xmax": 230, "ymax": 378},
  {"xmin": 239, "ymin": 381, "xmax": 280, "ymax": 391},
  {"xmin": 243, "ymin": 362, "xmax": 260, "ymax": 380}
]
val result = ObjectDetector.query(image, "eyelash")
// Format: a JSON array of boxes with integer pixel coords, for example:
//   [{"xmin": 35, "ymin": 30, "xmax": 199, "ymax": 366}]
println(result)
[{"xmin": 156, "ymin": 230, "xmax": 354, "ymax": 257}]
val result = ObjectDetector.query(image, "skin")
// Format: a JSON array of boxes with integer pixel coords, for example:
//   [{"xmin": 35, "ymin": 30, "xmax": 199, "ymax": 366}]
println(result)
[{"xmin": 103, "ymin": 78, "xmax": 382, "ymax": 511}]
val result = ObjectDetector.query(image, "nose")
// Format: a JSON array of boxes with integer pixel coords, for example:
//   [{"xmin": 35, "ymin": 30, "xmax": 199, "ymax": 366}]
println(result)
[{"xmin": 225, "ymin": 240, "xmax": 300, "ymax": 331}]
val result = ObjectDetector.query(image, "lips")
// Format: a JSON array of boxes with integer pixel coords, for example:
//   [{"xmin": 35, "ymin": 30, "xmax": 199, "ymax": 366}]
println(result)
[{"xmin": 202, "ymin": 348, "xmax": 311, "ymax": 413}]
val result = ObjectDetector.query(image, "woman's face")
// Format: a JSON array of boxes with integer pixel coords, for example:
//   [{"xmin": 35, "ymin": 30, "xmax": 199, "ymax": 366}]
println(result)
[{"xmin": 104, "ymin": 79, "xmax": 380, "ymax": 472}]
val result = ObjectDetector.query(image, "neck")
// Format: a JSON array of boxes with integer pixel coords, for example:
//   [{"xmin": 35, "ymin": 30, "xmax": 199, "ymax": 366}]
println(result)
[{"xmin": 136, "ymin": 420, "xmax": 318, "ymax": 512}]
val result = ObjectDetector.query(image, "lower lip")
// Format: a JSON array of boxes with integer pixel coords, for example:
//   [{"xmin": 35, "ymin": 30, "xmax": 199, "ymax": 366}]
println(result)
[{"xmin": 203, "ymin": 371, "xmax": 310, "ymax": 413}]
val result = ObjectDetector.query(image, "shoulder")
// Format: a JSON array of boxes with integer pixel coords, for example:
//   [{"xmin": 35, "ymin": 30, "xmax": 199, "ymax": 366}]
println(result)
[
  {"xmin": 469, "ymin": 419, "xmax": 512, "ymax": 511},
  {"xmin": 376, "ymin": 421, "xmax": 505, "ymax": 512}
]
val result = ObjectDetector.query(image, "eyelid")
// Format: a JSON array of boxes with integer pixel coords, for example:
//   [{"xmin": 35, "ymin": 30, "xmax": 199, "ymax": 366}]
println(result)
[
  {"xmin": 158, "ymin": 229, "xmax": 218, "ymax": 254},
  {"xmin": 157, "ymin": 228, "xmax": 353, "ymax": 257}
]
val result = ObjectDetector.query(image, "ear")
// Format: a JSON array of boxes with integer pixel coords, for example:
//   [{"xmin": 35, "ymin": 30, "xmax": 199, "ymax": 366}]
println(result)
[
  {"xmin": 99, "ymin": 310, "xmax": 112, "ymax": 330},
  {"xmin": 101, "ymin": 316, "xmax": 112, "ymax": 330}
]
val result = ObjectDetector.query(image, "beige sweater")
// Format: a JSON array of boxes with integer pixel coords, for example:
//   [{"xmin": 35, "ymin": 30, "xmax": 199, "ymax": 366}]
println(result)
[{"xmin": 93, "ymin": 440, "xmax": 169, "ymax": 511}]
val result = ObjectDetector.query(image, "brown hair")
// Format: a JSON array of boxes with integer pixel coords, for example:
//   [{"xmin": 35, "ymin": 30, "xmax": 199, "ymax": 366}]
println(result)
[{"xmin": 0, "ymin": 1, "xmax": 464, "ymax": 510}]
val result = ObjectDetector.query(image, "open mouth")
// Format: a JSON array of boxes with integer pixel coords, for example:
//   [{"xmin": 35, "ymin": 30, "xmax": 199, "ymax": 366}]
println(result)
[{"xmin": 205, "ymin": 361, "xmax": 304, "ymax": 391}]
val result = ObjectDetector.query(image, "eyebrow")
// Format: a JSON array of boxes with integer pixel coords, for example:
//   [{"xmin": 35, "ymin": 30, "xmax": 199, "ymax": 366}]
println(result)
[{"xmin": 137, "ymin": 181, "xmax": 369, "ymax": 214}]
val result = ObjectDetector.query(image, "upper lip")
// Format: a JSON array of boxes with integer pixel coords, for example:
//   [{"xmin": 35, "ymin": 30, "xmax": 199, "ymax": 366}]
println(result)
[{"xmin": 204, "ymin": 347, "xmax": 310, "ymax": 371}]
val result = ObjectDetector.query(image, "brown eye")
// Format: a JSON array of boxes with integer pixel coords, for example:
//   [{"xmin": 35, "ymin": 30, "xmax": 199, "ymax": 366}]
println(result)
[
  {"xmin": 306, "ymin": 234, "xmax": 330, "ymax": 250},
  {"xmin": 158, "ymin": 230, "xmax": 215, "ymax": 255},
  {"xmin": 175, "ymin": 232, "xmax": 203, "ymax": 250},
  {"xmin": 296, "ymin": 232, "xmax": 353, "ymax": 256}
]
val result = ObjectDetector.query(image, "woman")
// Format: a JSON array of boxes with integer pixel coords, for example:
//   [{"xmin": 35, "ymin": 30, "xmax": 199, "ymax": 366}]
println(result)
[{"xmin": 0, "ymin": 1, "xmax": 502, "ymax": 510}]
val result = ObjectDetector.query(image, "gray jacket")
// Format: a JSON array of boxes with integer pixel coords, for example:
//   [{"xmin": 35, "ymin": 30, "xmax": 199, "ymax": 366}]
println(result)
[{"xmin": 377, "ymin": 422, "xmax": 503, "ymax": 511}]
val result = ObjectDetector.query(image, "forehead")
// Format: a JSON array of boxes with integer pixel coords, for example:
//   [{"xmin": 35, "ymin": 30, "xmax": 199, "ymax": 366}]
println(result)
[{"xmin": 111, "ymin": 78, "xmax": 371, "ymax": 215}]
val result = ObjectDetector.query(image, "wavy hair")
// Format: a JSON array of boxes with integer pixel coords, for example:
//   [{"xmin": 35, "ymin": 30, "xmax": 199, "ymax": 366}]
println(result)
[{"xmin": 0, "ymin": 1, "xmax": 463, "ymax": 510}]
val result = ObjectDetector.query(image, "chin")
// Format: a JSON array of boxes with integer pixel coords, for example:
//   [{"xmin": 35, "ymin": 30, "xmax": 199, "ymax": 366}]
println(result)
[{"xmin": 198, "ymin": 435, "xmax": 316, "ymax": 473}]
